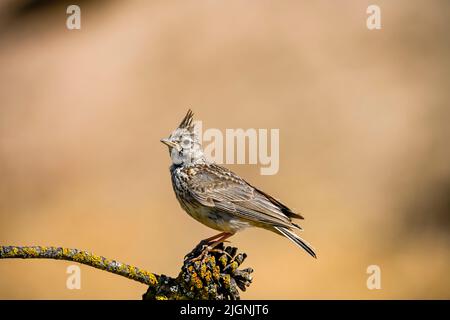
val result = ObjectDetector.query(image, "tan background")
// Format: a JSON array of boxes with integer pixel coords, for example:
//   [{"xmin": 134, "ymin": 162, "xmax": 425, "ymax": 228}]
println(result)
[{"xmin": 0, "ymin": 0, "xmax": 449, "ymax": 299}]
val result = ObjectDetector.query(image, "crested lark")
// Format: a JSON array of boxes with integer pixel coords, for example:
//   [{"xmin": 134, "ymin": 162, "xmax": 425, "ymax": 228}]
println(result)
[{"xmin": 161, "ymin": 110, "xmax": 316, "ymax": 258}]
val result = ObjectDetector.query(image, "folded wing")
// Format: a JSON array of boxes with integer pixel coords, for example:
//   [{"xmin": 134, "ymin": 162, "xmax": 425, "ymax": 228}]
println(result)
[{"xmin": 186, "ymin": 164, "xmax": 302, "ymax": 230}]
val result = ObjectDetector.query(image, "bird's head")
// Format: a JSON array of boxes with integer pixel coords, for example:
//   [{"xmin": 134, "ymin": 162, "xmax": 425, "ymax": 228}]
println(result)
[{"xmin": 161, "ymin": 109, "xmax": 205, "ymax": 166}]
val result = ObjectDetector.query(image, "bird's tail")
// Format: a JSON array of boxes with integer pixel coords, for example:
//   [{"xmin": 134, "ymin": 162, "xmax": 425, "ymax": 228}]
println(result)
[{"xmin": 274, "ymin": 226, "xmax": 317, "ymax": 259}]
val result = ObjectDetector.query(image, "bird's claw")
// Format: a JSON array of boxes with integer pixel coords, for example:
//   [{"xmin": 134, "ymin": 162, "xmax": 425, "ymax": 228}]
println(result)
[
  {"xmin": 187, "ymin": 244, "xmax": 234, "ymax": 263},
  {"xmin": 189, "ymin": 246, "xmax": 211, "ymax": 263}
]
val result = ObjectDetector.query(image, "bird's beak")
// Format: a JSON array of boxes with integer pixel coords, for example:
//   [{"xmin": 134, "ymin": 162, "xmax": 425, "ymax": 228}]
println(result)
[{"xmin": 160, "ymin": 138, "xmax": 177, "ymax": 148}]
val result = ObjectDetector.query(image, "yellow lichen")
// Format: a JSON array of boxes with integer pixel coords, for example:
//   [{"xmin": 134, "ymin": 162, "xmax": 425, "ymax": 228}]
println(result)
[
  {"xmin": 228, "ymin": 261, "xmax": 238, "ymax": 273},
  {"xmin": 219, "ymin": 255, "xmax": 227, "ymax": 267},
  {"xmin": 222, "ymin": 274, "xmax": 231, "ymax": 289},
  {"xmin": 62, "ymin": 248, "xmax": 71, "ymax": 258},
  {"xmin": 120, "ymin": 264, "xmax": 129, "ymax": 276},
  {"xmin": 204, "ymin": 270, "xmax": 212, "ymax": 283},
  {"xmin": 128, "ymin": 266, "xmax": 138, "ymax": 279},
  {"xmin": 23, "ymin": 247, "xmax": 39, "ymax": 257},
  {"xmin": 9, "ymin": 247, "xmax": 19, "ymax": 257},
  {"xmin": 194, "ymin": 277, "xmax": 203, "ymax": 289},
  {"xmin": 212, "ymin": 266, "xmax": 220, "ymax": 280},
  {"xmin": 145, "ymin": 272, "xmax": 158, "ymax": 286},
  {"xmin": 200, "ymin": 263, "xmax": 207, "ymax": 278},
  {"xmin": 91, "ymin": 255, "xmax": 103, "ymax": 267}
]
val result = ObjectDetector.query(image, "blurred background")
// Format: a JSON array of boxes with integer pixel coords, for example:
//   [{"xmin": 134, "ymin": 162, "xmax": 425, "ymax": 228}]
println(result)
[{"xmin": 0, "ymin": 0, "xmax": 449, "ymax": 299}]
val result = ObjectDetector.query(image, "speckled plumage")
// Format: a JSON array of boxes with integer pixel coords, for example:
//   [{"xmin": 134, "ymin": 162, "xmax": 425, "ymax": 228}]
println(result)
[{"xmin": 161, "ymin": 110, "xmax": 316, "ymax": 258}]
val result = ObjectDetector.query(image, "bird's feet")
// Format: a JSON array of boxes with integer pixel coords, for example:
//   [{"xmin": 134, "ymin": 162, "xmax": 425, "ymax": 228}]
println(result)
[
  {"xmin": 184, "ymin": 239, "xmax": 233, "ymax": 263},
  {"xmin": 189, "ymin": 245, "xmax": 212, "ymax": 263}
]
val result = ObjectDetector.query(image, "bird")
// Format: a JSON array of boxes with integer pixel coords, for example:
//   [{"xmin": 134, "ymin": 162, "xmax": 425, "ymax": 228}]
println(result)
[{"xmin": 160, "ymin": 110, "xmax": 316, "ymax": 259}]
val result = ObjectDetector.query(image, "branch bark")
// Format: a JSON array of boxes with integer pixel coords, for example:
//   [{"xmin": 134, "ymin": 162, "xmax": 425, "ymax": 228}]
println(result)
[
  {"xmin": 0, "ymin": 245, "xmax": 158, "ymax": 286},
  {"xmin": 0, "ymin": 243, "xmax": 253, "ymax": 300}
]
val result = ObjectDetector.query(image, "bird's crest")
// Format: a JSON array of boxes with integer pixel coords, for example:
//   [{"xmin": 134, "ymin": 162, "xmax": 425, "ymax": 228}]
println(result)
[{"xmin": 178, "ymin": 109, "xmax": 195, "ymax": 131}]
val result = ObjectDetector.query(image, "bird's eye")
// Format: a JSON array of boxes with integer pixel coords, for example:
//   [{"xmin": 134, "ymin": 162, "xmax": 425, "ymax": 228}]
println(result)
[{"xmin": 181, "ymin": 138, "xmax": 192, "ymax": 149}]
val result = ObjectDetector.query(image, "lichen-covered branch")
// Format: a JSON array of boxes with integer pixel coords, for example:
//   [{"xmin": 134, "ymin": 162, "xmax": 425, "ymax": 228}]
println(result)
[
  {"xmin": 0, "ymin": 245, "xmax": 158, "ymax": 287},
  {"xmin": 0, "ymin": 243, "xmax": 253, "ymax": 300},
  {"xmin": 144, "ymin": 243, "xmax": 253, "ymax": 300}
]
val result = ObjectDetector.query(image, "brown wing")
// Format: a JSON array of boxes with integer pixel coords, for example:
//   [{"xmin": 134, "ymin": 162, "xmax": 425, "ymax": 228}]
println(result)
[
  {"xmin": 186, "ymin": 164, "xmax": 301, "ymax": 230},
  {"xmin": 251, "ymin": 186, "xmax": 304, "ymax": 220}
]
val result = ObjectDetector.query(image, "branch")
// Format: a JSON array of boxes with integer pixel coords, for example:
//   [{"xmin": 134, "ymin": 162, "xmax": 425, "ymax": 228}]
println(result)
[
  {"xmin": 0, "ymin": 243, "xmax": 253, "ymax": 300},
  {"xmin": 0, "ymin": 246, "xmax": 158, "ymax": 287}
]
